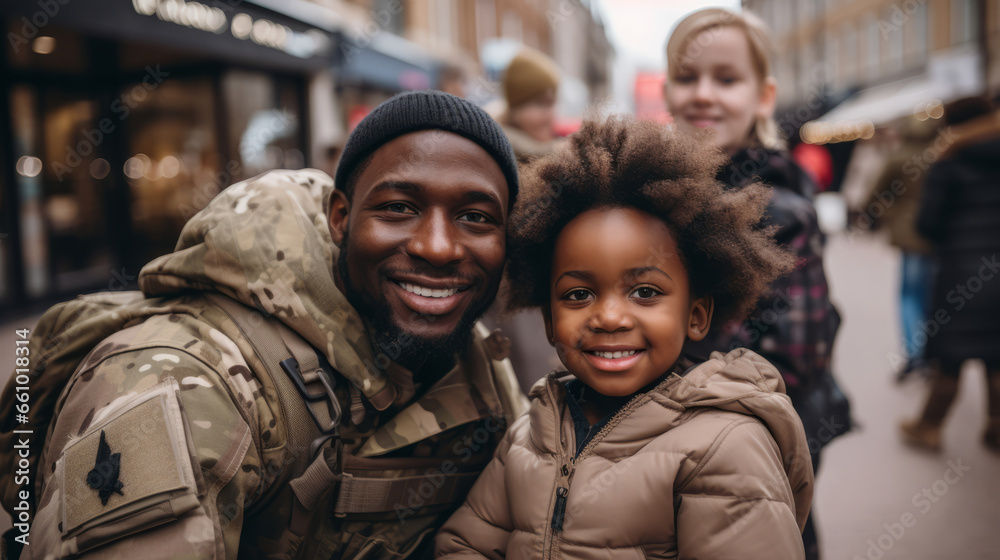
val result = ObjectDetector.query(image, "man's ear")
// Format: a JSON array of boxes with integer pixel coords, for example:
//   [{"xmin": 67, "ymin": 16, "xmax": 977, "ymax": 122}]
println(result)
[
  {"xmin": 542, "ymin": 304, "xmax": 555, "ymax": 347},
  {"xmin": 328, "ymin": 189, "xmax": 350, "ymax": 246},
  {"xmin": 687, "ymin": 296, "xmax": 714, "ymax": 342}
]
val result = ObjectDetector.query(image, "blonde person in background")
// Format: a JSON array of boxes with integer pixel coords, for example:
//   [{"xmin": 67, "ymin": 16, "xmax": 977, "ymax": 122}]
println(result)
[{"xmin": 663, "ymin": 8, "xmax": 852, "ymax": 560}]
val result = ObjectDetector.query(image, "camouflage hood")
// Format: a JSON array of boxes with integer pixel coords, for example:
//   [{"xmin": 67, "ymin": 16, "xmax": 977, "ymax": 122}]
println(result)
[{"xmin": 139, "ymin": 169, "xmax": 395, "ymax": 405}]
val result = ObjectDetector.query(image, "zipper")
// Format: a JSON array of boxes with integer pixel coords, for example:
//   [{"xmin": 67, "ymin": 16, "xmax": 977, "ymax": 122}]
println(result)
[{"xmin": 542, "ymin": 378, "xmax": 664, "ymax": 559}]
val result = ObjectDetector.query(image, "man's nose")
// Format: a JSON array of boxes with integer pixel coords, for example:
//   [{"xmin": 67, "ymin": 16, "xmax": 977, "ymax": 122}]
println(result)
[{"xmin": 405, "ymin": 210, "xmax": 465, "ymax": 266}]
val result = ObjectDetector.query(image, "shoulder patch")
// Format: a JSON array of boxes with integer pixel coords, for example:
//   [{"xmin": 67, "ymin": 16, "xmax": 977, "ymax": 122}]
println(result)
[
  {"xmin": 59, "ymin": 378, "xmax": 201, "ymax": 539},
  {"xmin": 85, "ymin": 430, "xmax": 123, "ymax": 505}
]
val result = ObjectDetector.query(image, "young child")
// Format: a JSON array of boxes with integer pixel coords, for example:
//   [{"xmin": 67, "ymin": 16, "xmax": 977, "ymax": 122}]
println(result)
[
  {"xmin": 435, "ymin": 115, "xmax": 813, "ymax": 560},
  {"xmin": 664, "ymin": 10, "xmax": 847, "ymax": 559}
]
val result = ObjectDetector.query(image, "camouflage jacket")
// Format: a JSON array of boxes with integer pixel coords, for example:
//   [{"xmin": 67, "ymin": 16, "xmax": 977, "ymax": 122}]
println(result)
[{"xmin": 22, "ymin": 170, "xmax": 529, "ymax": 560}]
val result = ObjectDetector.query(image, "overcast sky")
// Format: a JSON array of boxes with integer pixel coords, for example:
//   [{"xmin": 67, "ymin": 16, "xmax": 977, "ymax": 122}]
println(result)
[{"xmin": 594, "ymin": 0, "xmax": 741, "ymax": 108}]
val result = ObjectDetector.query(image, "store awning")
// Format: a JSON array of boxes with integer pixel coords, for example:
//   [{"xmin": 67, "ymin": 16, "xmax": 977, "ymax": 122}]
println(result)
[
  {"xmin": 333, "ymin": 31, "xmax": 439, "ymax": 92},
  {"xmin": 817, "ymin": 76, "xmax": 942, "ymax": 125},
  {"xmin": 1, "ymin": 0, "xmax": 337, "ymax": 72},
  {"xmin": 803, "ymin": 51, "xmax": 983, "ymax": 145},
  {"xmin": 801, "ymin": 76, "xmax": 947, "ymax": 144}
]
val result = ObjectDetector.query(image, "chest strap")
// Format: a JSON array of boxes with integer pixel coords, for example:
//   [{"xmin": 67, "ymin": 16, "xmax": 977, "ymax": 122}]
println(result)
[
  {"xmin": 289, "ymin": 448, "xmax": 480, "ymax": 518},
  {"xmin": 332, "ymin": 470, "xmax": 480, "ymax": 516}
]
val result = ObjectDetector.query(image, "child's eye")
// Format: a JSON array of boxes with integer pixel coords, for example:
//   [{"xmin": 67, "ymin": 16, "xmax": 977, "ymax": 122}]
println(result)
[
  {"xmin": 716, "ymin": 76, "xmax": 738, "ymax": 85},
  {"xmin": 630, "ymin": 286, "xmax": 662, "ymax": 299},
  {"xmin": 563, "ymin": 289, "xmax": 593, "ymax": 302}
]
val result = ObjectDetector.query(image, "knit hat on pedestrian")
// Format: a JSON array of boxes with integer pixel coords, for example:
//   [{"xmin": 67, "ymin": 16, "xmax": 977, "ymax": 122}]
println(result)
[
  {"xmin": 502, "ymin": 47, "xmax": 560, "ymax": 109},
  {"xmin": 334, "ymin": 90, "xmax": 518, "ymax": 206}
]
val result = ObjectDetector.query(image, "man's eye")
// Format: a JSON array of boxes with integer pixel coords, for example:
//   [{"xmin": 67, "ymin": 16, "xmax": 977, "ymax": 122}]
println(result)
[
  {"xmin": 565, "ymin": 289, "xmax": 592, "ymax": 302},
  {"xmin": 459, "ymin": 212, "xmax": 491, "ymax": 224},
  {"xmin": 631, "ymin": 286, "xmax": 661, "ymax": 299},
  {"xmin": 385, "ymin": 203, "xmax": 414, "ymax": 214}
]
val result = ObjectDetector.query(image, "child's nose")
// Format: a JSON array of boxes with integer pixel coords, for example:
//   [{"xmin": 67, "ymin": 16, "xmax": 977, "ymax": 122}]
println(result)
[{"xmin": 588, "ymin": 298, "xmax": 634, "ymax": 333}]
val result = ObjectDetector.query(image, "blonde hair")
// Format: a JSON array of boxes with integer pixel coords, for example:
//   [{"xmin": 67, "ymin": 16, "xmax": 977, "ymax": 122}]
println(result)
[{"xmin": 665, "ymin": 8, "xmax": 786, "ymax": 152}]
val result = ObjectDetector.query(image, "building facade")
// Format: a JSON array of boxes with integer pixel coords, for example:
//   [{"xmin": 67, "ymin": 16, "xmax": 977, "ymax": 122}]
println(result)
[
  {"xmin": 1, "ymin": 0, "xmax": 340, "ymax": 311},
  {"xmin": 2, "ymin": 0, "xmax": 613, "ymax": 314},
  {"xmin": 745, "ymin": 0, "xmax": 994, "ymax": 103},
  {"xmin": 738, "ymin": 0, "xmax": 998, "ymax": 202}
]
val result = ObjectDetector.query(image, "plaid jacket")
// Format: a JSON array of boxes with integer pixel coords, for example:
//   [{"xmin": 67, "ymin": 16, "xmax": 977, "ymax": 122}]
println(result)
[{"xmin": 689, "ymin": 149, "xmax": 841, "ymax": 391}]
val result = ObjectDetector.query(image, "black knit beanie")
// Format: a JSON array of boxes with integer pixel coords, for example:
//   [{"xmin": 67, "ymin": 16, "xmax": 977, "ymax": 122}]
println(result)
[{"xmin": 334, "ymin": 90, "xmax": 518, "ymax": 206}]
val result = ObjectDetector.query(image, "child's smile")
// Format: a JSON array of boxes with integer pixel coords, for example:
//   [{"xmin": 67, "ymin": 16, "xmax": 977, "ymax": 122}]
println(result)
[
  {"xmin": 545, "ymin": 207, "xmax": 712, "ymax": 397},
  {"xmin": 582, "ymin": 346, "xmax": 644, "ymax": 371}
]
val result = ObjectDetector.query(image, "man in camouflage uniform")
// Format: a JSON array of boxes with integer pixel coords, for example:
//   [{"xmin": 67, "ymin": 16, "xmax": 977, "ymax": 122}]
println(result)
[{"xmin": 19, "ymin": 91, "xmax": 528, "ymax": 559}]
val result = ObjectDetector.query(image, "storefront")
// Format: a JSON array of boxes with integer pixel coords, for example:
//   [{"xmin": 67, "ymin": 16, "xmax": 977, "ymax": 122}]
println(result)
[
  {"xmin": 332, "ymin": 29, "xmax": 440, "ymax": 134},
  {"xmin": 1, "ymin": 0, "xmax": 337, "ymax": 311}
]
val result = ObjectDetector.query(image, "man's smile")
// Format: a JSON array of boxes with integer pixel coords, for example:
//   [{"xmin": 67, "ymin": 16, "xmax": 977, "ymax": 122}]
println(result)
[{"xmin": 388, "ymin": 276, "xmax": 474, "ymax": 316}]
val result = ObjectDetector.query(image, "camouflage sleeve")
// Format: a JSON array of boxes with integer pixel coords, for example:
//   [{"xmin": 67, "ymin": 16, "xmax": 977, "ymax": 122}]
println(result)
[
  {"xmin": 22, "ymin": 329, "xmax": 261, "ymax": 559},
  {"xmin": 434, "ymin": 416, "xmax": 523, "ymax": 560}
]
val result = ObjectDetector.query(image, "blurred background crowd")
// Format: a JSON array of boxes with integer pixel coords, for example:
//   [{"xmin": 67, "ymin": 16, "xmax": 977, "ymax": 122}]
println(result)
[{"xmin": 1, "ymin": 0, "xmax": 999, "ymax": 558}]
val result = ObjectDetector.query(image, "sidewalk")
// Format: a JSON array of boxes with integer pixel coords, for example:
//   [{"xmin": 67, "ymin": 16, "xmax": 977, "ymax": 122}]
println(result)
[{"xmin": 816, "ymin": 232, "xmax": 1000, "ymax": 559}]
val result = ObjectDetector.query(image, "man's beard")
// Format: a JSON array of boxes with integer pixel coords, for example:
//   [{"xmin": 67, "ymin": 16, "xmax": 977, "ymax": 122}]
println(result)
[{"xmin": 336, "ymin": 233, "xmax": 499, "ymax": 374}]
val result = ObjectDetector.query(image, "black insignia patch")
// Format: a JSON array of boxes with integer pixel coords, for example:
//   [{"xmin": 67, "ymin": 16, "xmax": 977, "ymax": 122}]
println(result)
[{"xmin": 86, "ymin": 430, "xmax": 124, "ymax": 505}]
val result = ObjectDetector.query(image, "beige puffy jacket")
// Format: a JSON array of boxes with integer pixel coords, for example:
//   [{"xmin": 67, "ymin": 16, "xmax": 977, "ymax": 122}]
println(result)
[{"xmin": 436, "ymin": 349, "xmax": 814, "ymax": 559}]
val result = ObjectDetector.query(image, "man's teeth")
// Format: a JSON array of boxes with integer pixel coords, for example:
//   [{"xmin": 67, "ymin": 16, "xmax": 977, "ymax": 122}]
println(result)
[
  {"xmin": 400, "ymin": 282, "xmax": 459, "ymax": 298},
  {"xmin": 592, "ymin": 350, "xmax": 638, "ymax": 359}
]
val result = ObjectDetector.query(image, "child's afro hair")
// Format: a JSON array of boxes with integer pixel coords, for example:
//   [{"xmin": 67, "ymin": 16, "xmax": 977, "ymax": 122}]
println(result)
[{"xmin": 504, "ymin": 114, "xmax": 795, "ymax": 324}]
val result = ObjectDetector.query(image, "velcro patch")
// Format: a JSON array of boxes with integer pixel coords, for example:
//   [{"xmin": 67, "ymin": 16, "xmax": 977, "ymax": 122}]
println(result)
[{"xmin": 60, "ymin": 378, "xmax": 199, "ymax": 537}]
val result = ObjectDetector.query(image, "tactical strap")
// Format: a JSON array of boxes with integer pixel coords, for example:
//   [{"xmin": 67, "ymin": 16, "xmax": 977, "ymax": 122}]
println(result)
[
  {"xmin": 289, "ymin": 447, "xmax": 340, "ymax": 513},
  {"xmin": 205, "ymin": 293, "xmax": 340, "ymax": 438},
  {"xmin": 332, "ymin": 471, "xmax": 481, "ymax": 515}
]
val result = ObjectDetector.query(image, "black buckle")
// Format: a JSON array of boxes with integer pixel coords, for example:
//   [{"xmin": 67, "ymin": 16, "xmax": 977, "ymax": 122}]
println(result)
[{"xmin": 280, "ymin": 358, "xmax": 342, "ymax": 435}]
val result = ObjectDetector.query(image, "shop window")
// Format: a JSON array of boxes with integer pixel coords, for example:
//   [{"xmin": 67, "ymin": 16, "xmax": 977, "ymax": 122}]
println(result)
[
  {"xmin": 865, "ymin": 14, "xmax": 880, "ymax": 81},
  {"xmin": 476, "ymin": 0, "xmax": 496, "ymax": 48},
  {"xmin": 6, "ymin": 23, "xmax": 87, "ymax": 74},
  {"xmin": 122, "ymin": 78, "xmax": 220, "ymax": 266},
  {"xmin": 9, "ymin": 84, "xmax": 115, "ymax": 296},
  {"xmin": 906, "ymin": 2, "xmax": 929, "ymax": 66},
  {"xmin": 842, "ymin": 24, "xmax": 858, "ymax": 87},
  {"xmin": 951, "ymin": 0, "xmax": 978, "ymax": 45},
  {"xmin": 884, "ymin": 7, "xmax": 904, "ymax": 74},
  {"xmin": 373, "ymin": 0, "xmax": 406, "ymax": 36},
  {"xmin": 222, "ymin": 70, "xmax": 304, "ymax": 182}
]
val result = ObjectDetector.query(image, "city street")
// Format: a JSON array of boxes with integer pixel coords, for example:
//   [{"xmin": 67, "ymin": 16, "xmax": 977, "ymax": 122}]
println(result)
[
  {"xmin": 2, "ymin": 229, "xmax": 999, "ymax": 557},
  {"xmin": 816, "ymin": 231, "xmax": 1000, "ymax": 559}
]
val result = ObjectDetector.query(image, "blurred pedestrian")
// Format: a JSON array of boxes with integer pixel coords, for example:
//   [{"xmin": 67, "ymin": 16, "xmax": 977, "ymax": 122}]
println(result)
[
  {"xmin": 437, "ymin": 61, "xmax": 467, "ymax": 99},
  {"xmin": 866, "ymin": 117, "xmax": 939, "ymax": 382},
  {"xmin": 664, "ymin": 8, "xmax": 850, "ymax": 560},
  {"xmin": 486, "ymin": 46, "xmax": 565, "ymax": 391},
  {"xmin": 900, "ymin": 96, "xmax": 1000, "ymax": 453},
  {"xmin": 499, "ymin": 47, "xmax": 561, "ymax": 163}
]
